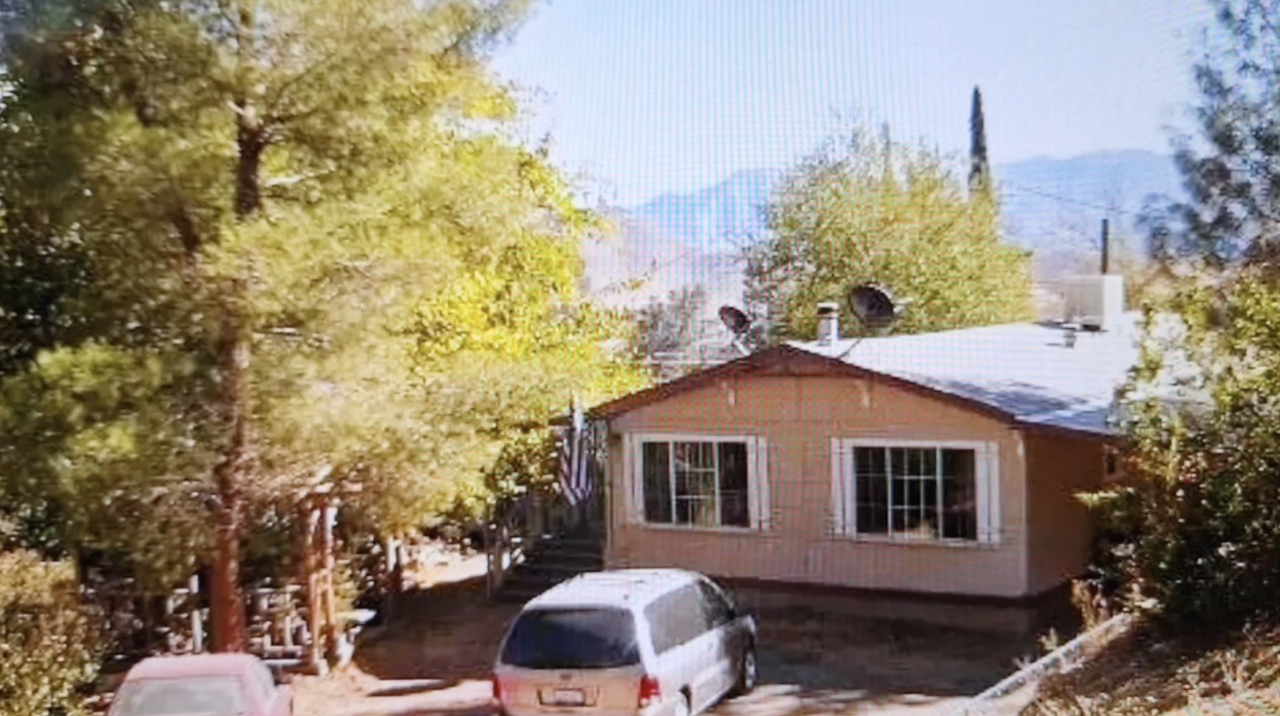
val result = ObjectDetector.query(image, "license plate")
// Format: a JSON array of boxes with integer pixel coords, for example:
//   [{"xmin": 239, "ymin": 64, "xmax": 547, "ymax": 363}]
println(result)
[{"xmin": 552, "ymin": 689, "xmax": 585, "ymax": 706}]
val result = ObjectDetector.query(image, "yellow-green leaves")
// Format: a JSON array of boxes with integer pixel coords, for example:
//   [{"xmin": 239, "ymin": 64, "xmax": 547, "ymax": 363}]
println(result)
[
  {"xmin": 0, "ymin": 552, "xmax": 103, "ymax": 716},
  {"xmin": 747, "ymin": 126, "xmax": 1035, "ymax": 340}
]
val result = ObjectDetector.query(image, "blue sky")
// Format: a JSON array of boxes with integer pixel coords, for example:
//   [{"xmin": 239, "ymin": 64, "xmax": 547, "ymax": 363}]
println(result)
[{"xmin": 491, "ymin": 0, "xmax": 1214, "ymax": 208}]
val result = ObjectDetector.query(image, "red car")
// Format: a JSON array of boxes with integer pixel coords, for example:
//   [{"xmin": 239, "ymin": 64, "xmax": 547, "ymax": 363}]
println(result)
[{"xmin": 108, "ymin": 654, "xmax": 294, "ymax": 716}]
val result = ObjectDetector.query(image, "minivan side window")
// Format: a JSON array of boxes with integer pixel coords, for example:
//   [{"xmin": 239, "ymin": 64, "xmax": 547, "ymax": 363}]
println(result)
[
  {"xmin": 696, "ymin": 579, "xmax": 734, "ymax": 629},
  {"xmin": 644, "ymin": 584, "xmax": 709, "ymax": 654}
]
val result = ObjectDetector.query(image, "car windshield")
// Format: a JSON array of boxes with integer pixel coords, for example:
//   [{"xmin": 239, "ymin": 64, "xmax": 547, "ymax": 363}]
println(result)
[
  {"xmin": 500, "ymin": 607, "xmax": 640, "ymax": 670},
  {"xmin": 111, "ymin": 676, "xmax": 247, "ymax": 716}
]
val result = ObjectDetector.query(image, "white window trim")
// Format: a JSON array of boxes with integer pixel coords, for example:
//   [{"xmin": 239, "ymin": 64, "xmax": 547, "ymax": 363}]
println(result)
[
  {"xmin": 831, "ymin": 438, "xmax": 1002, "ymax": 546},
  {"xmin": 625, "ymin": 432, "xmax": 771, "ymax": 532}
]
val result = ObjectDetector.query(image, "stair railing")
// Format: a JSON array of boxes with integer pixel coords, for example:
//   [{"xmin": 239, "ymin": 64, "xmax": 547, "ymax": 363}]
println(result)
[{"xmin": 485, "ymin": 491, "xmax": 545, "ymax": 597}]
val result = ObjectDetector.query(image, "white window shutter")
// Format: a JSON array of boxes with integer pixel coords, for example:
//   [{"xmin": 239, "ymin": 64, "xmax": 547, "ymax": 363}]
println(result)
[
  {"xmin": 978, "ymin": 442, "xmax": 1002, "ymax": 544},
  {"xmin": 830, "ymin": 437, "xmax": 847, "ymax": 536},
  {"xmin": 752, "ymin": 437, "xmax": 771, "ymax": 531},
  {"xmin": 623, "ymin": 434, "xmax": 643, "ymax": 525}
]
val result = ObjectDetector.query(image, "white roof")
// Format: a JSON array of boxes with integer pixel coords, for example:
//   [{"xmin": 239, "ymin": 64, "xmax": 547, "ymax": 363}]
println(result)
[
  {"xmin": 526, "ymin": 569, "xmax": 701, "ymax": 611},
  {"xmin": 790, "ymin": 313, "xmax": 1145, "ymax": 436}
]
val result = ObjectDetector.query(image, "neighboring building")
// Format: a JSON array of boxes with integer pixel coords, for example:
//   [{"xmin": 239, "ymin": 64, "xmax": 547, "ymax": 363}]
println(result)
[{"xmin": 580, "ymin": 276, "xmax": 1138, "ymax": 634}]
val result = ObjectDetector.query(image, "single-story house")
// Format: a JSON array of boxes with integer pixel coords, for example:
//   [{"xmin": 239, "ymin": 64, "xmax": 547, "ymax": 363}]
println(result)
[{"xmin": 583, "ymin": 276, "xmax": 1141, "ymax": 633}]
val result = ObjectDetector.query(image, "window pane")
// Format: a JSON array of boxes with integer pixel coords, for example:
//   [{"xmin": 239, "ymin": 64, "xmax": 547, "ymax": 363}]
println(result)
[
  {"xmin": 500, "ymin": 608, "xmax": 640, "ymax": 669},
  {"xmin": 113, "ymin": 678, "xmax": 246, "ymax": 716},
  {"xmin": 718, "ymin": 442, "xmax": 750, "ymax": 527},
  {"xmin": 941, "ymin": 449, "xmax": 978, "ymax": 540},
  {"xmin": 854, "ymin": 447, "xmax": 888, "ymax": 534},
  {"xmin": 642, "ymin": 442, "xmax": 672, "ymax": 524},
  {"xmin": 674, "ymin": 442, "xmax": 717, "ymax": 527},
  {"xmin": 890, "ymin": 448, "xmax": 938, "ymax": 538}
]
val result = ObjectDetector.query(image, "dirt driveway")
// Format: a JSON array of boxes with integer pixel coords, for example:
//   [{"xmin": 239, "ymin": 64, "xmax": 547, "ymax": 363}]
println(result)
[{"xmin": 294, "ymin": 566, "xmax": 1028, "ymax": 716}]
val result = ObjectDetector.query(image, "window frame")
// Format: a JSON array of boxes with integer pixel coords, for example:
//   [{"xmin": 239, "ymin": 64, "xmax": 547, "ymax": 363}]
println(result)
[
  {"xmin": 627, "ymin": 432, "xmax": 768, "ymax": 532},
  {"xmin": 831, "ymin": 438, "xmax": 1001, "ymax": 546}
]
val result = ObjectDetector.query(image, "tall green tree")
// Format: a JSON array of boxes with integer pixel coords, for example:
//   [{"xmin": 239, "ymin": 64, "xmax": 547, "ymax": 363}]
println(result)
[
  {"xmin": 745, "ymin": 126, "xmax": 1034, "ymax": 341},
  {"xmin": 0, "ymin": 0, "xmax": 607, "ymax": 651},
  {"xmin": 1141, "ymin": 0, "xmax": 1280, "ymax": 272},
  {"xmin": 969, "ymin": 86, "xmax": 991, "ymax": 198}
]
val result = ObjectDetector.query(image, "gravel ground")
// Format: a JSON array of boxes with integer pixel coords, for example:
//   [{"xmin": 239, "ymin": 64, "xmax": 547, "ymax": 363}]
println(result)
[{"xmin": 293, "ymin": 558, "xmax": 1027, "ymax": 716}]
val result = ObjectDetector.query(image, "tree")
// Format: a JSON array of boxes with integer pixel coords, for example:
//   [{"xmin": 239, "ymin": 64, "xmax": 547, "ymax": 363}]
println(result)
[
  {"xmin": 745, "ymin": 126, "xmax": 1034, "ymax": 341},
  {"xmin": 1077, "ymin": 0, "xmax": 1280, "ymax": 628},
  {"xmin": 969, "ymin": 86, "xmax": 991, "ymax": 197},
  {"xmin": 1141, "ymin": 0, "xmax": 1280, "ymax": 272},
  {"xmin": 0, "ymin": 0, "xmax": 599, "ymax": 651},
  {"xmin": 632, "ymin": 286, "xmax": 709, "ymax": 377},
  {"xmin": 1087, "ymin": 272, "xmax": 1280, "ymax": 626}
]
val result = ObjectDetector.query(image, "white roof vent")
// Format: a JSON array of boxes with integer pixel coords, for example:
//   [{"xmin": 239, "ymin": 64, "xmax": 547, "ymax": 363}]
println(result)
[{"xmin": 1061, "ymin": 274, "xmax": 1125, "ymax": 331}]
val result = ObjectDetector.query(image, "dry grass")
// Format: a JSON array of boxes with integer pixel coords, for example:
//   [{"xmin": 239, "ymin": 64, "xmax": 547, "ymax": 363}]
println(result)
[
  {"xmin": 1021, "ymin": 621, "xmax": 1280, "ymax": 716},
  {"xmin": 752, "ymin": 603, "xmax": 1030, "ymax": 697}
]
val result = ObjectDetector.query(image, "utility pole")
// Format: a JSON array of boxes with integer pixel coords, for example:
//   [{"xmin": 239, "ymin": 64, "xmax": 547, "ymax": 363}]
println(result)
[{"xmin": 1100, "ymin": 218, "xmax": 1110, "ymax": 274}]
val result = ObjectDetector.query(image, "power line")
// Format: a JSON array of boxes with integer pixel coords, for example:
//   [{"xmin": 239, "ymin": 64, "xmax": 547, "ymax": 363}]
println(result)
[{"xmin": 1000, "ymin": 180, "xmax": 1140, "ymax": 217}]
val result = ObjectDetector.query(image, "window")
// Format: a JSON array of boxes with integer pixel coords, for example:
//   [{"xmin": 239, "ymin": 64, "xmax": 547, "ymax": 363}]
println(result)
[
  {"xmin": 833, "ymin": 440, "xmax": 998, "ymax": 544},
  {"xmin": 644, "ymin": 584, "xmax": 710, "ymax": 654},
  {"xmin": 696, "ymin": 578, "xmax": 734, "ymax": 629},
  {"xmin": 628, "ymin": 434, "xmax": 768, "ymax": 530},
  {"xmin": 112, "ymin": 678, "xmax": 246, "ymax": 716},
  {"xmin": 499, "ymin": 608, "xmax": 640, "ymax": 669}
]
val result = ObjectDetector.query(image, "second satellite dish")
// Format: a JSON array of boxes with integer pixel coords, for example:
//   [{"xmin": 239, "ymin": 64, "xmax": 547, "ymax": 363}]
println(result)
[
  {"xmin": 847, "ymin": 283, "xmax": 904, "ymax": 333},
  {"xmin": 718, "ymin": 305, "xmax": 752, "ymax": 337}
]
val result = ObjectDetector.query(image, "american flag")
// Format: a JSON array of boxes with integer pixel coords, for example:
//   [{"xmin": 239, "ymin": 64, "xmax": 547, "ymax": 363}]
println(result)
[{"xmin": 558, "ymin": 402, "xmax": 595, "ymax": 506}]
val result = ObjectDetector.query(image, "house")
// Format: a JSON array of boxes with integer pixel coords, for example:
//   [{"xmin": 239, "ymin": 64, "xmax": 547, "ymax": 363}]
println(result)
[{"xmin": 581, "ymin": 275, "xmax": 1141, "ymax": 634}]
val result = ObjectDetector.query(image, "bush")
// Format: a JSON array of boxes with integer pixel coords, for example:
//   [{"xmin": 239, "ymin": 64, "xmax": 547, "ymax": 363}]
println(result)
[
  {"xmin": 0, "ymin": 550, "xmax": 104, "ymax": 716},
  {"xmin": 1090, "ymin": 274, "xmax": 1280, "ymax": 627}
]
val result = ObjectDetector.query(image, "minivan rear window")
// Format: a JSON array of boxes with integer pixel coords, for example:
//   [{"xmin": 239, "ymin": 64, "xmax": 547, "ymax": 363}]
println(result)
[{"xmin": 500, "ymin": 607, "xmax": 640, "ymax": 669}]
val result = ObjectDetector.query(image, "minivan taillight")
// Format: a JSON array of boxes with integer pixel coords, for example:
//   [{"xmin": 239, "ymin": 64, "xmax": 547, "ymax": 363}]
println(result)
[
  {"xmin": 637, "ymin": 675, "xmax": 661, "ymax": 708},
  {"xmin": 491, "ymin": 675, "xmax": 502, "ymax": 701}
]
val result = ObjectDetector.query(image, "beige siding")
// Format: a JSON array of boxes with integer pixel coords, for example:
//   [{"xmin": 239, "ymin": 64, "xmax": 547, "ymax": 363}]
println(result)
[
  {"xmin": 604, "ymin": 359, "xmax": 1035, "ymax": 599},
  {"xmin": 1024, "ymin": 434, "xmax": 1106, "ymax": 595}
]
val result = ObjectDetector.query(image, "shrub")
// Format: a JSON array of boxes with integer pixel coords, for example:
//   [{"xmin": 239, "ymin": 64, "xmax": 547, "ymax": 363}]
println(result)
[
  {"xmin": 1089, "ymin": 274, "xmax": 1280, "ymax": 627},
  {"xmin": 0, "ymin": 550, "xmax": 104, "ymax": 716}
]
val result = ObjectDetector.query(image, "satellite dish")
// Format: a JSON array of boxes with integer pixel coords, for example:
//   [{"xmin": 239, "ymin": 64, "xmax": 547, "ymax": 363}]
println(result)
[
  {"xmin": 719, "ymin": 305, "xmax": 752, "ymax": 337},
  {"xmin": 718, "ymin": 305, "xmax": 753, "ymax": 356},
  {"xmin": 847, "ymin": 283, "xmax": 904, "ymax": 333}
]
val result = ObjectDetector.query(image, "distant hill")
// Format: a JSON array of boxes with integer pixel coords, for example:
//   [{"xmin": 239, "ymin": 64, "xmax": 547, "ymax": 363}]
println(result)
[
  {"xmin": 630, "ymin": 167, "xmax": 781, "ymax": 256},
  {"xmin": 581, "ymin": 149, "xmax": 1184, "ymax": 318},
  {"xmin": 998, "ymin": 149, "xmax": 1183, "ymax": 252}
]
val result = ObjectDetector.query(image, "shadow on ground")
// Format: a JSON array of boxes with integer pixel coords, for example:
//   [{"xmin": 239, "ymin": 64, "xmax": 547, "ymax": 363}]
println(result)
[
  {"xmin": 343, "ymin": 577, "xmax": 1025, "ymax": 715},
  {"xmin": 353, "ymin": 576, "xmax": 521, "ymax": 683}
]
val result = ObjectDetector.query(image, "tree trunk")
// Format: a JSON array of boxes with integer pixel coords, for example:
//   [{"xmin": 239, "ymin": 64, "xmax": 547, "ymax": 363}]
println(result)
[
  {"xmin": 209, "ymin": 0, "xmax": 262, "ymax": 654},
  {"xmin": 210, "ymin": 307, "xmax": 249, "ymax": 653}
]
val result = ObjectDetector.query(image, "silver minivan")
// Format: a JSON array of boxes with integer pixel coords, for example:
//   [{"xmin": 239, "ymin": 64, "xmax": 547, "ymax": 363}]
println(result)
[{"xmin": 491, "ymin": 569, "xmax": 758, "ymax": 716}]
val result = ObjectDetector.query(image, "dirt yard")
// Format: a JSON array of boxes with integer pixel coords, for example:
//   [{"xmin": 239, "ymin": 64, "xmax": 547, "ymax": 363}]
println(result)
[{"xmin": 293, "ymin": 557, "xmax": 1030, "ymax": 716}]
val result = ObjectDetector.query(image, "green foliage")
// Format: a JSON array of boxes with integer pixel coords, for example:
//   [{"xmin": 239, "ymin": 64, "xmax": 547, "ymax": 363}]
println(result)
[
  {"xmin": 407, "ymin": 233, "xmax": 648, "ymax": 515},
  {"xmin": 745, "ymin": 126, "xmax": 1034, "ymax": 341},
  {"xmin": 0, "ymin": 551, "xmax": 104, "ymax": 716},
  {"xmin": 1140, "ymin": 0, "xmax": 1280, "ymax": 271},
  {"xmin": 0, "ymin": 0, "xmax": 625, "ymax": 596},
  {"xmin": 0, "ymin": 343, "xmax": 217, "ymax": 588},
  {"xmin": 1089, "ymin": 270, "xmax": 1280, "ymax": 626}
]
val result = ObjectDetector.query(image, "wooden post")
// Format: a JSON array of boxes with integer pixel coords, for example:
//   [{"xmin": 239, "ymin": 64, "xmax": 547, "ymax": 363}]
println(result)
[
  {"xmin": 303, "ymin": 499, "xmax": 324, "ymax": 674},
  {"xmin": 321, "ymin": 498, "xmax": 339, "ymax": 661},
  {"xmin": 190, "ymin": 575, "xmax": 204, "ymax": 654}
]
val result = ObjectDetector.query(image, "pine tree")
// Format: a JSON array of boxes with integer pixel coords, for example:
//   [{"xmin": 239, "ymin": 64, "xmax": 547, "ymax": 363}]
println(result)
[
  {"xmin": 0, "ymin": 0, "xmax": 621, "ymax": 652},
  {"xmin": 969, "ymin": 86, "xmax": 991, "ymax": 197},
  {"xmin": 1141, "ymin": 0, "xmax": 1280, "ymax": 273}
]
